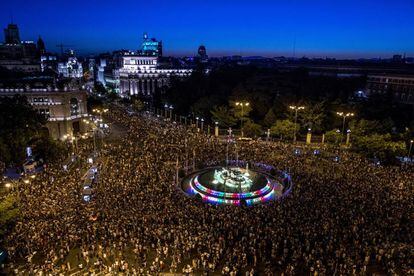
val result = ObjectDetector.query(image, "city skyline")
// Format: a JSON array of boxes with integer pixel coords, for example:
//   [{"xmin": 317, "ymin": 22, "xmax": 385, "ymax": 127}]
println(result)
[{"xmin": 1, "ymin": 0, "xmax": 413, "ymax": 58}]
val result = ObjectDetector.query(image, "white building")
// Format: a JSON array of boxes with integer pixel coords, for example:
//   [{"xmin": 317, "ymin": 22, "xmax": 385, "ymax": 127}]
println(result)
[
  {"xmin": 119, "ymin": 54, "xmax": 192, "ymax": 97},
  {"xmin": 58, "ymin": 57, "xmax": 83, "ymax": 78}
]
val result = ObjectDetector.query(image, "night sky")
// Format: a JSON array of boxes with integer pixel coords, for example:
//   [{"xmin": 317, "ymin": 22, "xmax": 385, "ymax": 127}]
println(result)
[{"xmin": 1, "ymin": 0, "xmax": 413, "ymax": 58}]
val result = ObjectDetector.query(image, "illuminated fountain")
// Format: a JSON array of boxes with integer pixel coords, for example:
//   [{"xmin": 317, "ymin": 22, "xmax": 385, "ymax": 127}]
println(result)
[{"xmin": 180, "ymin": 161, "xmax": 292, "ymax": 206}]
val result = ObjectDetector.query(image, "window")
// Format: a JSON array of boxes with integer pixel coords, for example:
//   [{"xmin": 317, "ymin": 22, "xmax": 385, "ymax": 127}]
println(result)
[{"xmin": 70, "ymin": 98, "xmax": 79, "ymax": 116}]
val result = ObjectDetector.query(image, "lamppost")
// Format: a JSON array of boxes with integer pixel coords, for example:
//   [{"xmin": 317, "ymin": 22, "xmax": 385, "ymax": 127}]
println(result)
[
  {"xmin": 195, "ymin": 117, "xmax": 199, "ymax": 130},
  {"xmin": 93, "ymin": 108, "xmax": 108, "ymax": 122},
  {"xmin": 235, "ymin": 101, "xmax": 249, "ymax": 137},
  {"xmin": 409, "ymin": 140, "xmax": 414, "ymax": 160},
  {"xmin": 346, "ymin": 129, "xmax": 351, "ymax": 146},
  {"xmin": 5, "ymin": 179, "xmax": 20, "ymax": 199},
  {"xmin": 215, "ymin": 121, "xmax": 219, "ymax": 137},
  {"xmin": 201, "ymin": 118, "xmax": 204, "ymax": 132},
  {"xmin": 83, "ymin": 119, "xmax": 99, "ymax": 156},
  {"xmin": 336, "ymin": 112, "xmax": 354, "ymax": 144},
  {"xmin": 169, "ymin": 105, "xmax": 173, "ymax": 120},
  {"xmin": 306, "ymin": 128, "xmax": 312, "ymax": 144},
  {"xmin": 63, "ymin": 134, "xmax": 77, "ymax": 154},
  {"xmin": 335, "ymin": 129, "xmax": 341, "ymax": 145},
  {"xmin": 289, "ymin": 105, "xmax": 305, "ymax": 143}
]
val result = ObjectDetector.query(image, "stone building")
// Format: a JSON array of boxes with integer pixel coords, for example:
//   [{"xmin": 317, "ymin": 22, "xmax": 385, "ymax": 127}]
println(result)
[
  {"xmin": 119, "ymin": 54, "xmax": 192, "ymax": 97},
  {"xmin": 366, "ymin": 74, "xmax": 414, "ymax": 104},
  {"xmin": 0, "ymin": 88, "xmax": 89, "ymax": 139}
]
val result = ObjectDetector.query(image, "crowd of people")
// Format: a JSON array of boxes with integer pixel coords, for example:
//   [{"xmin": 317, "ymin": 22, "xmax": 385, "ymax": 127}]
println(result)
[{"xmin": 2, "ymin": 105, "xmax": 413, "ymax": 275}]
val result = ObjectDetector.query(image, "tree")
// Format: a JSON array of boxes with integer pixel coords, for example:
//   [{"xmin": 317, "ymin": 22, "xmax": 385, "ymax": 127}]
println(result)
[
  {"xmin": 300, "ymin": 101, "xmax": 326, "ymax": 133},
  {"xmin": 0, "ymin": 194, "xmax": 19, "ymax": 236},
  {"xmin": 263, "ymin": 108, "xmax": 277, "ymax": 127},
  {"xmin": 324, "ymin": 129, "xmax": 342, "ymax": 145},
  {"xmin": 210, "ymin": 106, "xmax": 237, "ymax": 127},
  {"xmin": 231, "ymin": 100, "xmax": 253, "ymax": 120},
  {"xmin": 270, "ymin": 120, "xmax": 298, "ymax": 141},
  {"xmin": 31, "ymin": 136, "xmax": 67, "ymax": 163},
  {"xmin": 349, "ymin": 119, "xmax": 394, "ymax": 137},
  {"xmin": 0, "ymin": 95, "xmax": 47, "ymax": 166},
  {"xmin": 243, "ymin": 119, "xmax": 262, "ymax": 137},
  {"xmin": 352, "ymin": 133, "xmax": 405, "ymax": 162}
]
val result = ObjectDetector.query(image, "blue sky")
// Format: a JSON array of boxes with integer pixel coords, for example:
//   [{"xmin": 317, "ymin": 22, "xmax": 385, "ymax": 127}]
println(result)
[{"xmin": 1, "ymin": 0, "xmax": 413, "ymax": 58}]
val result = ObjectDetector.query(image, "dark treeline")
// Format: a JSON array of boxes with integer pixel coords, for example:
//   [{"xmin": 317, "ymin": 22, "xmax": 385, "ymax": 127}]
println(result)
[
  {"xmin": 0, "ymin": 96, "xmax": 66, "ymax": 168},
  {"xmin": 150, "ymin": 65, "xmax": 414, "ymax": 162},
  {"xmin": 161, "ymin": 65, "xmax": 413, "ymax": 131}
]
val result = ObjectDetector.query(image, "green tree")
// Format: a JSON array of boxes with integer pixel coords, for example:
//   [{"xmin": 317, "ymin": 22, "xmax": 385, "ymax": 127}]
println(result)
[
  {"xmin": 210, "ymin": 106, "xmax": 237, "ymax": 127},
  {"xmin": 31, "ymin": 136, "xmax": 67, "ymax": 163},
  {"xmin": 324, "ymin": 129, "xmax": 342, "ymax": 145},
  {"xmin": 231, "ymin": 100, "xmax": 253, "ymax": 120},
  {"xmin": 243, "ymin": 119, "xmax": 262, "ymax": 137},
  {"xmin": 349, "ymin": 119, "xmax": 394, "ymax": 137},
  {"xmin": 300, "ymin": 101, "xmax": 326, "ymax": 133},
  {"xmin": 270, "ymin": 120, "xmax": 298, "ymax": 140},
  {"xmin": 352, "ymin": 134, "xmax": 405, "ymax": 161},
  {"xmin": 0, "ymin": 194, "xmax": 19, "ymax": 236}
]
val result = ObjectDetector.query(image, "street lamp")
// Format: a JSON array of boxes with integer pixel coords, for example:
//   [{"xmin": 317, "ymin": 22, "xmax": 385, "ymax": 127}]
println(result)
[
  {"xmin": 336, "ymin": 112, "xmax": 354, "ymax": 144},
  {"xmin": 201, "ymin": 118, "xmax": 204, "ymax": 132},
  {"xmin": 63, "ymin": 134, "xmax": 75, "ymax": 154},
  {"xmin": 169, "ymin": 105, "xmax": 173, "ymax": 120},
  {"xmin": 409, "ymin": 140, "xmax": 414, "ymax": 160},
  {"xmin": 235, "ymin": 101, "xmax": 250, "ymax": 137},
  {"xmin": 289, "ymin": 105, "xmax": 305, "ymax": 143},
  {"xmin": 335, "ymin": 129, "xmax": 341, "ymax": 145}
]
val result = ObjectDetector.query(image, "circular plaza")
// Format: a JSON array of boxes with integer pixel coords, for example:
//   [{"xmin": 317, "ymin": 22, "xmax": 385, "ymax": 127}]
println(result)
[{"xmin": 181, "ymin": 161, "xmax": 292, "ymax": 206}]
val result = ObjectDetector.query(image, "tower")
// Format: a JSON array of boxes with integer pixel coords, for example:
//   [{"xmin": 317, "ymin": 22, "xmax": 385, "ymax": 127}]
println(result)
[
  {"xmin": 198, "ymin": 45, "xmax": 208, "ymax": 62},
  {"xmin": 4, "ymin": 23, "xmax": 20, "ymax": 44},
  {"xmin": 37, "ymin": 36, "xmax": 46, "ymax": 54}
]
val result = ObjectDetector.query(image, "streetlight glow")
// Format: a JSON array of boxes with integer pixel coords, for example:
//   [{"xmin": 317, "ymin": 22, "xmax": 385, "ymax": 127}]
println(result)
[
  {"xmin": 235, "ymin": 101, "xmax": 250, "ymax": 137},
  {"xmin": 289, "ymin": 105, "xmax": 305, "ymax": 142},
  {"xmin": 337, "ymin": 111, "xmax": 355, "ymax": 144}
]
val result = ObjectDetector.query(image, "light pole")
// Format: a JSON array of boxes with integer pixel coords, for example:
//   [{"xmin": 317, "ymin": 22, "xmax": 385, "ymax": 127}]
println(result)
[
  {"xmin": 289, "ymin": 105, "xmax": 305, "ymax": 143},
  {"xmin": 83, "ymin": 119, "xmax": 98, "ymax": 156},
  {"xmin": 306, "ymin": 128, "xmax": 312, "ymax": 144},
  {"xmin": 335, "ymin": 129, "xmax": 341, "ymax": 145},
  {"xmin": 195, "ymin": 117, "xmax": 199, "ymax": 130},
  {"xmin": 336, "ymin": 112, "xmax": 354, "ymax": 144},
  {"xmin": 169, "ymin": 105, "xmax": 173, "ymax": 120},
  {"xmin": 201, "ymin": 118, "xmax": 204, "ymax": 132},
  {"xmin": 409, "ymin": 140, "xmax": 413, "ymax": 160},
  {"xmin": 63, "ymin": 134, "xmax": 77, "ymax": 154},
  {"xmin": 236, "ymin": 101, "xmax": 250, "ymax": 137},
  {"xmin": 346, "ymin": 129, "xmax": 351, "ymax": 146}
]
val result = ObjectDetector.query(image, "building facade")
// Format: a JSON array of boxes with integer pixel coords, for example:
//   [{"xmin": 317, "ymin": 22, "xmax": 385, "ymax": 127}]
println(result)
[
  {"xmin": 119, "ymin": 54, "xmax": 192, "ymax": 97},
  {"xmin": 0, "ymin": 88, "xmax": 89, "ymax": 140},
  {"xmin": 0, "ymin": 24, "xmax": 45, "ymax": 72},
  {"xmin": 366, "ymin": 75, "xmax": 414, "ymax": 104},
  {"xmin": 4, "ymin": 24, "xmax": 20, "ymax": 44},
  {"xmin": 141, "ymin": 33, "xmax": 162, "ymax": 57},
  {"xmin": 58, "ymin": 56, "xmax": 83, "ymax": 78}
]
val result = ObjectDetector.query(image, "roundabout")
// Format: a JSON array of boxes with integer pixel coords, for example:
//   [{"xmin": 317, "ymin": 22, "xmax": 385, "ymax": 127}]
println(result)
[{"xmin": 181, "ymin": 161, "xmax": 292, "ymax": 206}]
